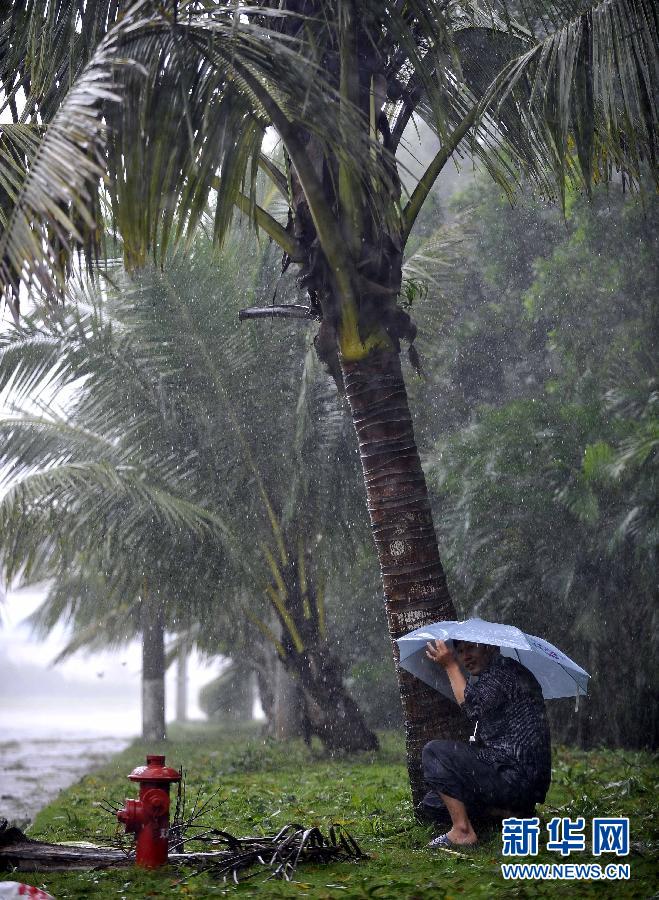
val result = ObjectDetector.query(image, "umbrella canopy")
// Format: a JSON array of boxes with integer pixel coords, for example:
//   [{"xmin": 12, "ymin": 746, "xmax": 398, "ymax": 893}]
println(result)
[{"xmin": 396, "ymin": 618, "xmax": 590, "ymax": 702}]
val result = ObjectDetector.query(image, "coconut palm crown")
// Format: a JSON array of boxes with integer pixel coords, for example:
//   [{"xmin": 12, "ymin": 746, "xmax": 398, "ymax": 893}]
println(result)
[{"xmin": 1, "ymin": 0, "xmax": 657, "ymax": 807}]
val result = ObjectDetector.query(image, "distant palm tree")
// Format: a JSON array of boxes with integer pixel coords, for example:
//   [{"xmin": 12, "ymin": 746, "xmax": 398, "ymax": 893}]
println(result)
[
  {"xmin": 26, "ymin": 566, "xmax": 174, "ymax": 742},
  {"xmin": 1, "ymin": 0, "xmax": 655, "ymax": 805}
]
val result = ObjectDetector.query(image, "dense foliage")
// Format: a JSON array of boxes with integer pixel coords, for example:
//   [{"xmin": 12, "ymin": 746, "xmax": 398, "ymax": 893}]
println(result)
[{"xmin": 418, "ymin": 180, "xmax": 658, "ymax": 749}]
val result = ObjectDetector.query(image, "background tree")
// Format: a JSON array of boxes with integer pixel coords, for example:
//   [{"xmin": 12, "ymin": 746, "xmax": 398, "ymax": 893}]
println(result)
[
  {"xmin": 26, "ymin": 567, "xmax": 181, "ymax": 742},
  {"xmin": 0, "ymin": 228, "xmax": 378, "ymax": 750},
  {"xmin": 1, "ymin": 0, "xmax": 656, "ymax": 805},
  {"xmin": 198, "ymin": 659, "xmax": 255, "ymax": 724}
]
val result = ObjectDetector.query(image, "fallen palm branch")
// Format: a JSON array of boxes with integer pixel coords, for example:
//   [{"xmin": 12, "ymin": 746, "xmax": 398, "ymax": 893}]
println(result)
[
  {"xmin": 0, "ymin": 819, "xmax": 365, "ymax": 881},
  {"xmin": 190, "ymin": 822, "xmax": 365, "ymax": 883},
  {"xmin": 164, "ymin": 776, "xmax": 365, "ymax": 880}
]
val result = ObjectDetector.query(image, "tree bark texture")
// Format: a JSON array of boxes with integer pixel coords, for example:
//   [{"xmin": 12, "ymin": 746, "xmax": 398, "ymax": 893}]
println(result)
[
  {"xmin": 273, "ymin": 659, "xmax": 306, "ymax": 740},
  {"xmin": 142, "ymin": 597, "xmax": 166, "ymax": 742},
  {"xmin": 341, "ymin": 349, "xmax": 468, "ymax": 807},
  {"xmin": 291, "ymin": 645, "xmax": 379, "ymax": 752}
]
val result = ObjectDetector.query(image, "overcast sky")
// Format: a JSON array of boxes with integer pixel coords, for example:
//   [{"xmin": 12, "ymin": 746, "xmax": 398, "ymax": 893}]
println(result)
[{"xmin": 0, "ymin": 583, "xmax": 219, "ymax": 738}]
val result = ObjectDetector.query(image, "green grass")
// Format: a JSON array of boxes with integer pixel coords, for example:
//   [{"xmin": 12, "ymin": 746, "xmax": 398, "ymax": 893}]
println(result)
[{"xmin": 2, "ymin": 724, "xmax": 657, "ymax": 898}]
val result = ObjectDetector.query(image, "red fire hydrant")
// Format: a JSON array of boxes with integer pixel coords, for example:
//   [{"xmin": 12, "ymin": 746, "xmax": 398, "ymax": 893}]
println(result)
[{"xmin": 116, "ymin": 754, "xmax": 181, "ymax": 868}]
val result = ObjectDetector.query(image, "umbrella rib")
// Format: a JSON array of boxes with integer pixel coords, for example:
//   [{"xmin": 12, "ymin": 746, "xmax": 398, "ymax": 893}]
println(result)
[
  {"xmin": 557, "ymin": 662, "xmax": 586, "ymax": 696},
  {"xmin": 516, "ymin": 647, "xmax": 586, "ymax": 699}
]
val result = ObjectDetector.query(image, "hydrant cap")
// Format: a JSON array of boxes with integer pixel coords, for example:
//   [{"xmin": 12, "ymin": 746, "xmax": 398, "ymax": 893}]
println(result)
[{"xmin": 128, "ymin": 754, "xmax": 181, "ymax": 784}]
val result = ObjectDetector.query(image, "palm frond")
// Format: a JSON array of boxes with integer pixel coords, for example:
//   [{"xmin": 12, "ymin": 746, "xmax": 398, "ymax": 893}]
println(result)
[
  {"xmin": 0, "ymin": 414, "xmax": 120, "ymax": 487},
  {"xmin": 0, "ymin": 123, "xmax": 43, "ymax": 319},
  {"xmin": 0, "ymin": 326, "xmax": 76, "ymax": 403},
  {"xmin": 0, "ymin": 32, "xmax": 126, "ymax": 304},
  {"xmin": 0, "ymin": 236, "xmax": 300, "ymax": 590},
  {"xmin": 3, "ymin": 457, "xmax": 223, "ymax": 530},
  {"xmin": 28, "ymin": 573, "xmax": 141, "ymax": 655},
  {"xmin": 484, "ymin": 0, "xmax": 658, "ymax": 197},
  {"xmin": 0, "ymin": 2, "xmax": 395, "ymax": 301},
  {"xmin": 465, "ymin": 0, "xmax": 590, "ymax": 39},
  {"xmin": 0, "ymin": 0, "xmax": 128, "ymax": 123},
  {"xmin": 0, "ymin": 124, "xmax": 43, "ymax": 216},
  {"xmin": 400, "ymin": 0, "xmax": 657, "ymax": 209},
  {"xmin": 402, "ymin": 219, "xmax": 473, "ymax": 302},
  {"xmin": 48, "ymin": 600, "xmax": 142, "ymax": 661}
]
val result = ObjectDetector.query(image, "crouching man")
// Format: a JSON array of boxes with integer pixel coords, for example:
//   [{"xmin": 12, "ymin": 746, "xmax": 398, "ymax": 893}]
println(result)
[{"xmin": 422, "ymin": 639, "xmax": 551, "ymax": 849}]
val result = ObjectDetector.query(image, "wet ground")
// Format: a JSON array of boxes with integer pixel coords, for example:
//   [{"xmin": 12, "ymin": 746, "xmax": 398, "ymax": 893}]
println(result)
[{"xmin": 0, "ymin": 733, "xmax": 130, "ymax": 827}]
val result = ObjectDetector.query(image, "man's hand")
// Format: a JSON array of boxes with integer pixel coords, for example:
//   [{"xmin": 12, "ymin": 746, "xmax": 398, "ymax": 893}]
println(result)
[
  {"xmin": 426, "ymin": 639, "xmax": 467, "ymax": 705},
  {"xmin": 425, "ymin": 639, "xmax": 456, "ymax": 669}
]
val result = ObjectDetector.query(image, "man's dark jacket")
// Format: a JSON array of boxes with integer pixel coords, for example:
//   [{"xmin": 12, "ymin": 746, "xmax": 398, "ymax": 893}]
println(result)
[{"xmin": 462, "ymin": 654, "xmax": 552, "ymax": 802}]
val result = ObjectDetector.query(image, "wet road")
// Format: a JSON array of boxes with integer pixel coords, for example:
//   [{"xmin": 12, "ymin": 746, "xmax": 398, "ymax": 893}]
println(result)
[{"xmin": 0, "ymin": 732, "xmax": 131, "ymax": 827}]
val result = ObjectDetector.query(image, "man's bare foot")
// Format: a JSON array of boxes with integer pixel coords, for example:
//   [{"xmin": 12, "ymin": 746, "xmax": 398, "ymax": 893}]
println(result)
[
  {"xmin": 427, "ymin": 829, "xmax": 479, "ymax": 850},
  {"xmin": 445, "ymin": 825, "xmax": 478, "ymax": 845}
]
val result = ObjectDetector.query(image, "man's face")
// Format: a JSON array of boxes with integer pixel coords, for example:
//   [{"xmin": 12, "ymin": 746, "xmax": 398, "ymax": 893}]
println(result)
[{"xmin": 454, "ymin": 641, "xmax": 496, "ymax": 675}]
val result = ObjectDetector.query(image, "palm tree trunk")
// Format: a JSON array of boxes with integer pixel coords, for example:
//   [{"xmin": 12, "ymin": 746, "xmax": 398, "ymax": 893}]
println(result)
[
  {"xmin": 291, "ymin": 646, "xmax": 378, "ymax": 752},
  {"xmin": 264, "ymin": 547, "xmax": 378, "ymax": 751},
  {"xmin": 341, "ymin": 348, "xmax": 467, "ymax": 808},
  {"xmin": 175, "ymin": 641, "xmax": 188, "ymax": 723},
  {"xmin": 273, "ymin": 663, "xmax": 307, "ymax": 741},
  {"xmin": 142, "ymin": 597, "xmax": 166, "ymax": 742}
]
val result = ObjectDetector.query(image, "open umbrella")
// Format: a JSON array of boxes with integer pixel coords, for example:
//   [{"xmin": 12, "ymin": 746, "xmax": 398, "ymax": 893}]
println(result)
[{"xmin": 396, "ymin": 618, "xmax": 590, "ymax": 702}]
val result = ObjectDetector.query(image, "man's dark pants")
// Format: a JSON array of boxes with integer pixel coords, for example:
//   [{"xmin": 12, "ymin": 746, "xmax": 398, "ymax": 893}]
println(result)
[{"xmin": 421, "ymin": 739, "xmax": 535, "ymax": 824}]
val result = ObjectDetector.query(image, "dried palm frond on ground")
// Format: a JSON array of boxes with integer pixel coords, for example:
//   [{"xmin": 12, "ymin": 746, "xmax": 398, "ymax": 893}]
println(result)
[
  {"xmin": 168, "ymin": 770, "xmax": 225, "ymax": 854},
  {"xmin": 166, "ymin": 773, "xmax": 365, "ymax": 881},
  {"xmin": 184, "ymin": 822, "xmax": 366, "ymax": 883}
]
